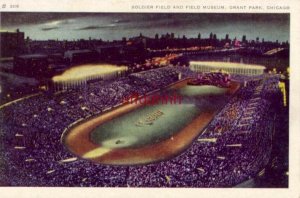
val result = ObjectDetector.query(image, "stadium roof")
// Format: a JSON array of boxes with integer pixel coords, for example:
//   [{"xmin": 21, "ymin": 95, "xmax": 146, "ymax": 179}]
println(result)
[
  {"xmin": 190, "ymin": 61, "xmax": 266, "ymax": 70},
  {"xmin": 17, "ymin": 54, "xmax": 48, "ymax": 59}
]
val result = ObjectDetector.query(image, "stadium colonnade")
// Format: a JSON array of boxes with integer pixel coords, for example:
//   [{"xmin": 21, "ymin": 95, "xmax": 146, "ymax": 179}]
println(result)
[
  {"xmin": 51, "ymin": 65, "xmax": 128, "ymax": 91},
  {"xmin": 190, "ymin": 61, "xmax": 266, "ymax": 76}
]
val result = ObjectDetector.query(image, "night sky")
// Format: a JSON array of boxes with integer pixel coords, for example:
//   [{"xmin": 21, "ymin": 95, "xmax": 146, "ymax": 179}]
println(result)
[{"xmin": 0, "ymin": 13, "xmax": 289, "ymax": 42}]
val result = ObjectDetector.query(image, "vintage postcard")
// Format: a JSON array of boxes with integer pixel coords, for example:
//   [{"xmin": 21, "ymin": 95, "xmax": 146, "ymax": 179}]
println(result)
[{"xmin": 0, "ymin": 0, "xmax": 299, "ymax": 197}]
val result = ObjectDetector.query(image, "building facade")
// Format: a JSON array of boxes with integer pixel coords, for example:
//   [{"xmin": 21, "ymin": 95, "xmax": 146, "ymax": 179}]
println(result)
[
  {"xmin": 190, "ymin": 61, "xmax": 265, "ymax": 76},
  {"xmin": 0, "ymin": 29, "xmax": 25, "ymax": 58}
]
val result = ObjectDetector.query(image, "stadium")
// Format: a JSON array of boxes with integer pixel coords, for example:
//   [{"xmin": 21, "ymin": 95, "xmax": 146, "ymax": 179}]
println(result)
[{"xmin": 0, "ymin": 61, "xmax": 284, "ymax": 187}]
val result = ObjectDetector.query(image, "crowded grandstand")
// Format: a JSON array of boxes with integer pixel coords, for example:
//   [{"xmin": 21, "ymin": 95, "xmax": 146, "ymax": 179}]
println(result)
[{"xmin": 0, "ymin": 66, "xmax": 282, "ymax": 187}]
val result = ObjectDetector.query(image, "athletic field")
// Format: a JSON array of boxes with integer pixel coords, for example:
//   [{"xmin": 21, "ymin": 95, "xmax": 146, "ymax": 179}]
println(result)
[{"xmin": 64, "ymin": 80, "xmax": 239, "ymax": 165}]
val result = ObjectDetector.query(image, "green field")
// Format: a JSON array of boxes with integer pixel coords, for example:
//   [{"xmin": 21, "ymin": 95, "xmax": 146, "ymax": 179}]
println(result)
[{"xmin": 90, "ymin": 85, "xmax": 229, "ymax": 149}]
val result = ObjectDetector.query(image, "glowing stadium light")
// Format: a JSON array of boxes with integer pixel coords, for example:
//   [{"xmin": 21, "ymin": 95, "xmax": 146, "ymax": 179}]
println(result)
[
  {"xmin": 226, "ymin": 144, "xmax": 242, "ymax": 147},
  {"xmin": 279, "ymin": 82, "xmax": 287, "ymax": 107},
  {"xmin": 39, "ymin": 85, "xmax": 47, "ymax": 91},
  {"xmin": 46, "ymin": 170, "xmax": 55, "ymax": 174},
  {"xmin": 59, "ymin": 157, "xmax": 78, "ymax": 163},
  {"xmin": 81, "ymin": 106, "xmax": 88, "ymax": 111},
  {"xmin": 25, "ymin": 159, "xmax": 36, "ymax": 162},
  {"xmin": 14, "ymin": 146, "xmax": 26, "ymax": 150},
  {"xmin": 60, "ymin": 100, "xmax": 66, "ymax": 105},
  {"xmin": 197, "ymin": 138, "xmax": 217, "ymax": 143},
  {"xmin": 165, "ymin": 175, "xmax": 171, "ymax": 183},
  {"xmin": 197, "ymin": 168, "xmax": 205, "ymax": 172},
  {"xmin": 258, "ymin": 169, "xmax": 265, "ymax": 176},
  {"xmin": 82, "ymin": 178, "xmax": 88, "ymax": 182}
]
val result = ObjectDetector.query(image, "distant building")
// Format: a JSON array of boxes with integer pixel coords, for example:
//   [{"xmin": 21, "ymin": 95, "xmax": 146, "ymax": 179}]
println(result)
[
  {"xmin": 95, "ymin": 44, "xmax": 123, "ymax": 60},
  {"xmin": 0, "ymin": 29, "xmax": 25, "ymax": 57},
  {"xmin": 13, "ymin": 54, "xmax": 49, "ymax": 77},
  {"xmin": 64, "ymin": 49, "xmax": 98, "ymax": 65},
  {"xmin": 96, "ymin": 43, "xmax": 147, "ymax": 63}
]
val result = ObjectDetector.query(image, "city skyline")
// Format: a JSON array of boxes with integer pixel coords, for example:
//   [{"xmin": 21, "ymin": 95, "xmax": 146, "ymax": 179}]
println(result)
[{"xmin": 0, "ymin": 13, "xmax": 289, "ymax": 42}]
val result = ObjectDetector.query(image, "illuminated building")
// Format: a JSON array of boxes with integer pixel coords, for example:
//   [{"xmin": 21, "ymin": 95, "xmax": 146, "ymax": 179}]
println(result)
[
  {"xmin": 51, "ymin": 64, "xmax": 128, "ymax": 91},
  {"xmin": 190, "ymin": 61, "xmax": 265, "ymax": 76}
]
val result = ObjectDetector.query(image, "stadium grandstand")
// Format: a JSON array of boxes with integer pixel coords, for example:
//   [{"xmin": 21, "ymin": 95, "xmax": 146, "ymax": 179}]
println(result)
[{"xmin": 0, "ymin": 66, "xmax": 283, "ymax": 187}]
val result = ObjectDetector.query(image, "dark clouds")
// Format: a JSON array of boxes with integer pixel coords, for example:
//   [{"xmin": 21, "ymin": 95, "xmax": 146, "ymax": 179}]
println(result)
[
  {"xmin": 1, "ymin": 13, "xmax": 88, "ymax": 26},
  {"xmin": 0, "ymin": 13, "xmax": 289, "ymax": 42},
  {"xmin": 41, "ymin": 27, "xmax": 59, "ymax": 31},
  {"xmin": 1, "ymin": 13, "xmax": 289, "ymax": 27},
  {"xmin": 77, "ymin": 24, "xmax": 117, "ymax": 30}
]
